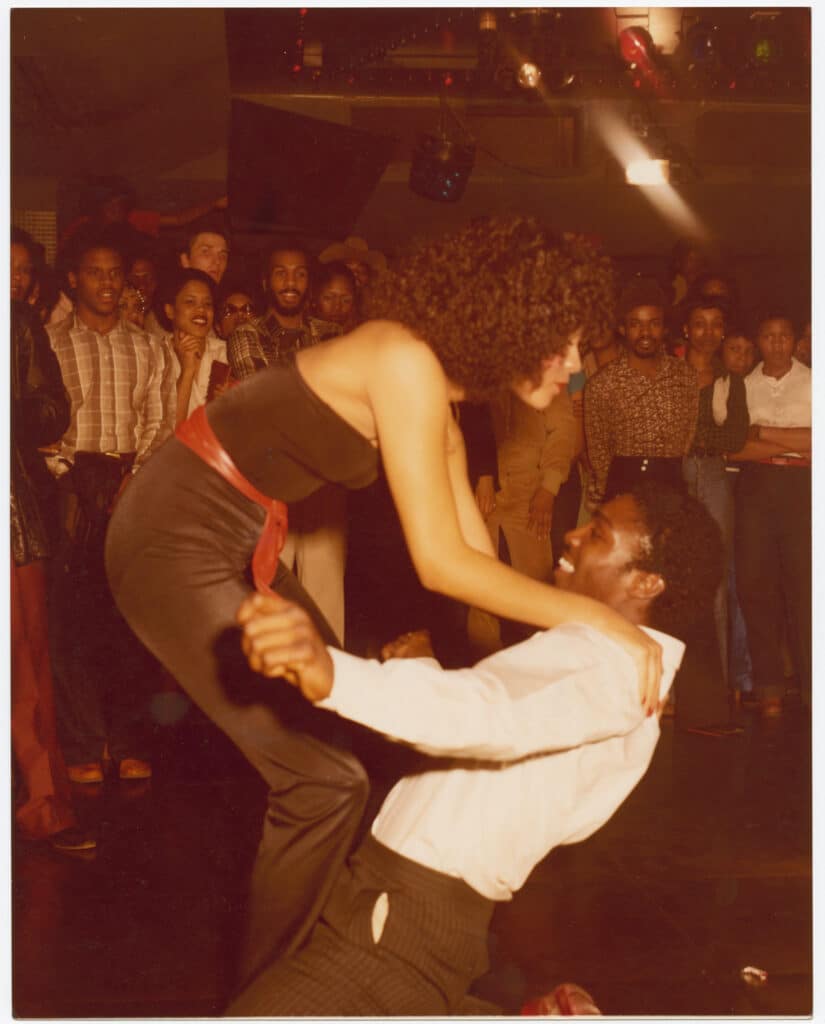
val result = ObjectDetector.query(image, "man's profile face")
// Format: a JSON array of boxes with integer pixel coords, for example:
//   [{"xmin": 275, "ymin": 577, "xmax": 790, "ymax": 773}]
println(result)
[
  {"xmin": 267, "ymin": 250, "xmax": 309, "ymax": 316},
  {"xmin": 756, "ymin": 317, "xmax": 795, "ymax": 377},
  {"xmin": 181, "ymin": 232, "xmax": 229, "ymax": 284},
  {"xmin": 68, "ymin": 247, "xmax": 124, "ymax": 318},
  {"xmin": 620, "ymin": 306, "xmax": 664, "ymax": 359},
  {"xmin": 554, "ymin": 494, "xmax": 648, "ymax": 608}
]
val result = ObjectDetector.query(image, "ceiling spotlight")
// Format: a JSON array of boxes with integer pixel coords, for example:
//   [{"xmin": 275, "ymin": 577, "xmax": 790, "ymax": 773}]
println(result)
[
  {"xmin": 625, "ymin": 158, "xmax": 670, "ymax": 186},
  {"xmin": 516, "ymin": 61, "xmax": 542, "ymax": 89}
]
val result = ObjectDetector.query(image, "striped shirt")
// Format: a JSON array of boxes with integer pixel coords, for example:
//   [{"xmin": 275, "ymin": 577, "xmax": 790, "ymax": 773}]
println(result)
[{"xmin": 46, "ymin": 314, "xmax": 176, "ymax": 472}]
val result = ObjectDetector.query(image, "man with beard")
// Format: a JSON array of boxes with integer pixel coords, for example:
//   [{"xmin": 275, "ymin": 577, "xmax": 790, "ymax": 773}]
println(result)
[
  {"xmin": 226, "ymin": 241, "xmax": 336, "ymax": 378},
  {"xmin": 584, "ymin": 277, "xmax": 699, "ymax": 508},
  {"xmin": 226, "ymin": 241, "xmax": 348, "ymax": 642}
]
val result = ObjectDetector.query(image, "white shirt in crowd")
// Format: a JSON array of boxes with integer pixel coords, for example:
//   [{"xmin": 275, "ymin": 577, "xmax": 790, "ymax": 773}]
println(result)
[
  {"xmin": 744, "ymin": 358, "xmax": 811, "ymax": 429},
  {"xmin": 321, "ymin": 622, "xmax": 683, "ymax": 902},
  {"xmin": 47, "ymin": 314, "xmax": 176, "ymax": 473},
  {"xmin": 163, "ymin": 332, "xmax": 229, "ymax": 420}
]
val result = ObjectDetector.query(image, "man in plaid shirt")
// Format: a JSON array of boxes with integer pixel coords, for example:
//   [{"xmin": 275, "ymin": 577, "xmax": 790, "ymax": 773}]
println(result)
[{"xmin": 46, "ymin": 226, "xmax": 176, "ymax": 785}]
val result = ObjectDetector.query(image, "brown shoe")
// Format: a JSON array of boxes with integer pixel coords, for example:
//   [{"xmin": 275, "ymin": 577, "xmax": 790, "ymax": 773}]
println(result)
[
  {"xmin": 67, "ymin": 761, "xmax": 104, "ymax": 784},
  {"xmin": 118, "ymin": 758, "xmax": 152, "ymax": 781},
  {"xmin": 49, "ymin": 826, "xmax": 97, "ymax": 852},
  {"xmin": 761, "ymin": 697, "xmax": 783, "ymax": 718}
]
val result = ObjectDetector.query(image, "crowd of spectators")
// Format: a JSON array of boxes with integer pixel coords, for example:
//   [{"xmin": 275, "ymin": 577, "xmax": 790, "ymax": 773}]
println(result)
[{"xmin": 10, "ymin": 177, "xmax": 812, "ymax": 857}]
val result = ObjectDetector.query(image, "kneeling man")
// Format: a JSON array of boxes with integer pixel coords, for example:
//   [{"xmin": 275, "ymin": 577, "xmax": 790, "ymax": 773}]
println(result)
[{"xmin": 230, "ymin": 483, "xmax": 722, "ymax": 1016}]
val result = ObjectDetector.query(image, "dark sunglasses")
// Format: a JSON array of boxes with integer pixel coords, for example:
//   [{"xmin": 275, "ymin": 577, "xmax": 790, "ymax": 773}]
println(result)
[{"xmin": 223, "ymin": 303, "xmax": 254, "ymax": 316}]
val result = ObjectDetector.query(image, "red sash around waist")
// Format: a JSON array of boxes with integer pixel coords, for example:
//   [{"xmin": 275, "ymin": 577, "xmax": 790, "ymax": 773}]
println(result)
[{"xmin": 175, "ymin": 405, "xmax": 288, "ymax": 596}]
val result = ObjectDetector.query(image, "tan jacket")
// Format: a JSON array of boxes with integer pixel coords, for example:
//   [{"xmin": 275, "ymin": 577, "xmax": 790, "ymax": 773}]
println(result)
[{"xmin": 491, "ymin": 391, "xmax": 577, "ymax": 530}]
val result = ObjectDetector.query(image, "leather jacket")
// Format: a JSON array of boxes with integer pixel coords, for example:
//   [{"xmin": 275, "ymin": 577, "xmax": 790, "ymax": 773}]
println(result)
[{"xmin": 11, "ymin": 302, "xmax": 70, "ymax": 565}]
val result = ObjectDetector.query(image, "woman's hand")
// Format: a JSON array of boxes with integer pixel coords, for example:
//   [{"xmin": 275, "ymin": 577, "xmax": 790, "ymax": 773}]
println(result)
[
  {"xmin": 175, "ymin": 332, "xmax": 204, "ymax": 374},
  {"xmin": 601, "ymin": 615, "xmax": 663, "ymax": 715},
  {"xmin": 527, "ymin": 486, "xmax": 555, "ymax": 540},
  {"xmin": 236, "ymin": 592, "xmax": 334, "ymax": 702},
  {"xmin": 474, "ymin": 475, "xmax": 496, "ymax": 520}
]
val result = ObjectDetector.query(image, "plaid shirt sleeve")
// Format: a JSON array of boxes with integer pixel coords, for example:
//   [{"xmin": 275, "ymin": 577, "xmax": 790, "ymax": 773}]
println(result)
[
  {"xmin": 134, "ymin": 334, "xmax": 175, "ymax": 470},
  {"xmin": 227, "ymin": 321, "xmax": 269, "ymax": 380}
]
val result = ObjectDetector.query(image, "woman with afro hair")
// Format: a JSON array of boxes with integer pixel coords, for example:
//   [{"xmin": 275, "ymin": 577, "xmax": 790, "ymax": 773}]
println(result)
[{"xmin": 104, "ymin": 216, "xmax": 662, "ymax": 990}]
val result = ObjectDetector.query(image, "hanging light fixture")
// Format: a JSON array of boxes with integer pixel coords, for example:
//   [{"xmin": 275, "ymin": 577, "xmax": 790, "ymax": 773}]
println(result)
[{"xmin": 408, "ymin": 95, "xmax": 475, "ymax": 203}]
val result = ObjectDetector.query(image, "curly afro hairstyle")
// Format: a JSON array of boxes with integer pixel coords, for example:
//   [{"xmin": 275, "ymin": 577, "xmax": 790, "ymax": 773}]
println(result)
[
  {"xmin": 628, "ymin": 482, "xmax": 723, "ymax": 638},
  {"xmin": 362, "ymin": 216, "xmax": 616, "ymax": 400}
]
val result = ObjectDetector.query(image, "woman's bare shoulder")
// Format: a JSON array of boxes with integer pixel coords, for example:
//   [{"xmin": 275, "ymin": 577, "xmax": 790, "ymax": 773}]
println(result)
[{"xmin": 358, "ymin": 320, "xmax": 444, "ymax": 379}]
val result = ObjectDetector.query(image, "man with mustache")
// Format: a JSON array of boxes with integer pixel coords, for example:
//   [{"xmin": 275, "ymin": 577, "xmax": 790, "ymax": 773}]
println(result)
[
  {"xmin": 228, "ymin": 483, "xmax": 722, "ymax": 1016},
  {"xmin": 226, "ymin": 241, "xmax": 335, "ymax": 378},
  {"xmin": 584, "ymin": 277, "xmax": 699, "ymax": 509}
]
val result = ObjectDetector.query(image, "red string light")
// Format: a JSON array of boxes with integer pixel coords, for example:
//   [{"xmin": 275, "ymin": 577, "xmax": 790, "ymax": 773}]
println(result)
[{"xmin": 294, "ymin": 9, "xmax": 306, "ymax": 72}]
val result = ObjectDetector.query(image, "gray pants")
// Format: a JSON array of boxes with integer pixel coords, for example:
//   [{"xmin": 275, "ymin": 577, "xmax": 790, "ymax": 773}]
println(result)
[{"xmin": 228, "ymin": 835, "xmax": 495, "ymax": 1016}]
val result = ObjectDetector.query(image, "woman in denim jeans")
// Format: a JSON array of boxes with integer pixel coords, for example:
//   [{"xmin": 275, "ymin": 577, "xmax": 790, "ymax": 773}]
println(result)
[{"xmin": 681, "ymin": 297, "xmax": 749, "ymax": 691}]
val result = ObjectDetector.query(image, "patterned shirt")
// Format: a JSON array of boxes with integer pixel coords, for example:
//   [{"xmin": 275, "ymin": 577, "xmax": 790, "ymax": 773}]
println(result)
[
  {"xmin": 584, "ymin": 350, "xmax": 699, "ymax": 504},
  {"xmin": 47, "ymin": 313, "xmax": 176, "ymax": 472},
  {"xmin": 226, "ymin": 311, "xmax": 341, "ymax": 380}
]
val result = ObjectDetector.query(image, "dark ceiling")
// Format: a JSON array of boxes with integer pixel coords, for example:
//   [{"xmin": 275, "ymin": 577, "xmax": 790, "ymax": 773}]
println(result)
[{"xmin": 10, "ymin": 8, "xmax": 811, "ymax": 267}]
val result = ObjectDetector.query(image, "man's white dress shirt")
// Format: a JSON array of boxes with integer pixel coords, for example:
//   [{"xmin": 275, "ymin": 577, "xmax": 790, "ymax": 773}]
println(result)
[{"xmin": 320, "ymin": 623, "xmax": 683, "ymax": 901}]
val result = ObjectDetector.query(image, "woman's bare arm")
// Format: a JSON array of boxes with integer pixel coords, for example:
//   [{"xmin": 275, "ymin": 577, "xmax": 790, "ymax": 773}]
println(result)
[
  {"xmin": 366, "ymin": 334, "xmax": 662, "ymax": 713},
  {"xmin": 445, "ymin": 416, "xmax": 496, "ymax": 557}
]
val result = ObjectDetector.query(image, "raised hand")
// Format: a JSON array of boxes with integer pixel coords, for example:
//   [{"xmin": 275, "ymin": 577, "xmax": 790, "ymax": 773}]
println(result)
[{"xmin": 174, "ymin": 332, "xmax": 205, "ymax": 374}]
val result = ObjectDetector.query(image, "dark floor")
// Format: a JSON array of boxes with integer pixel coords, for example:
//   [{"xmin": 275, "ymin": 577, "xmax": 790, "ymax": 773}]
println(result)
[{"xmin": 12, "ymin": 684, "xmax": 812, "ymax": 1018}]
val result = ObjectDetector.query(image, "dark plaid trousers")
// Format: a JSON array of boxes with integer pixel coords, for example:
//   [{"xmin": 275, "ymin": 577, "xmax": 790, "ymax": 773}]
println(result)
[{"xmin": 228, "ymin": 834, "xmax": 496, "ymax": 1017}]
